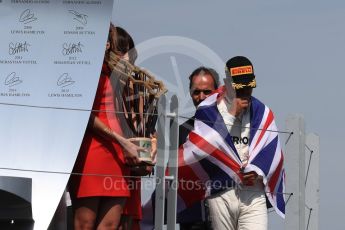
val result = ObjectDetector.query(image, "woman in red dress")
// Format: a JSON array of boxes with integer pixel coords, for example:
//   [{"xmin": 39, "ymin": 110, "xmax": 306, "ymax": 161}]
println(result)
[{"xmin": 69, "ymin": 24, "xmax": 144, "ymax": 230}]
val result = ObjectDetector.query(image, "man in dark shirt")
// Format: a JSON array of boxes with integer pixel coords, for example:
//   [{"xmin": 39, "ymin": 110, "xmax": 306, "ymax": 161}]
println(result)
[{"xmin": 178, "ymin": 66, "xmax": 219, "ymax": 230}]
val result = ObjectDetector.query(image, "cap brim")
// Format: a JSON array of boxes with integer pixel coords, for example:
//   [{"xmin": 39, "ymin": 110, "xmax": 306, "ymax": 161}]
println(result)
[{"xmin": 232, "ymin": 78, "xmax": 256, "ymax": 90}]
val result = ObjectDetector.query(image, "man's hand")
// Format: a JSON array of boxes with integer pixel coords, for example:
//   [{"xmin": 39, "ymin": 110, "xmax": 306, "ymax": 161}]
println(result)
[
  {"xmin": 241, "ymin": 171, "xmax": 258, "ymax": 186},
  {"xmin": 229, "ymin": 98, "xmax": 250, "ymax": 117}
]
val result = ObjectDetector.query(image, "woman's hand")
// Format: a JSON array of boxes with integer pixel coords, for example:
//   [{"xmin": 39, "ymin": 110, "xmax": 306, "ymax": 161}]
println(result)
[
  {"xmin": 119, "ymin": 138, "xmax": 146, "ymax": 166},
  {"xmin": 89, "ymin": 115, "xmax": 146, "ymax": 166}
]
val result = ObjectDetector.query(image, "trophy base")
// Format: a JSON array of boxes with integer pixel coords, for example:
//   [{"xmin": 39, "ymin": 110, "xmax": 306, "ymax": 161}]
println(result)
[
  {"xmin": 129, "ymin": 137, "xmax": 154, "ymax": 166},
  {"xmin": 138, "ymin": 160, "xmax": 155, "ymax": 166}
]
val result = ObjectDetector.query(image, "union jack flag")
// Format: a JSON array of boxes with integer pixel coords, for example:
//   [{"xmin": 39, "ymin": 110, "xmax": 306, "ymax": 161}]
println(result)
[
  {"xmin": 177, "ymin": 86, "xmax": 285, "ymax": 218},
  {"xmin": 141, "ymin": 87, "xmax": 285, "ymax": 229}
]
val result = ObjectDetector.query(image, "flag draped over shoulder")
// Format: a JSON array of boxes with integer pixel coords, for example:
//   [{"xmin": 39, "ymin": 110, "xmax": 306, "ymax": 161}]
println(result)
[
  {"xmin": 141, "ymin": 87, "xmax": 285, "ymax": 229},
  {"xmin": 177, "ymin": 86, "xmax": 286, "ymax": 218}
]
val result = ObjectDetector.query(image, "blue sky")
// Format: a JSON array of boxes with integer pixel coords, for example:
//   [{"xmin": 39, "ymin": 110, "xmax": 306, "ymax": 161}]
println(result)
[{"xmin": 113, "ymin": 1, "xmax": 345, "ymax": 229}]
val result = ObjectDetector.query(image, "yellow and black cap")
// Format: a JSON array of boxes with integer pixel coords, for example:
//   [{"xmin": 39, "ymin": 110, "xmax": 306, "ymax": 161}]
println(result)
[{"xmin": 226, "ymin": 56, "xmax": 256, "ymax": 90}]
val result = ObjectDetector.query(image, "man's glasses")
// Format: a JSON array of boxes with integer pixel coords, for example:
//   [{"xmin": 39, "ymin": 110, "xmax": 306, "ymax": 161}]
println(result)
[{"xmin": 192, "ymin": 89, "xmax": 213, "ymax": 96}]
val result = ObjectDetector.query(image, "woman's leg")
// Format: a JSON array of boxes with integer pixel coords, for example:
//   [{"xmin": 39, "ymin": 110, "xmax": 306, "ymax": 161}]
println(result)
[
  {"xmin": 74, "ymin": 197, "xmax": 100, "ymax": 230},
  {"xmin": 96, "ymin": 197, "xmax": 126, "ymax": 230}
]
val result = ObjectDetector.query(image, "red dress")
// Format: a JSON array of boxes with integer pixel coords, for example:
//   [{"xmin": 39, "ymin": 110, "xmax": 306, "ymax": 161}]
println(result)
[
  {"xmin": 70, "ymin": 63, "xmax": 130, "ymax": 198},
  {"xmin": 123, "ymin": 177, "xmax": 142, "ymax": 219}
]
